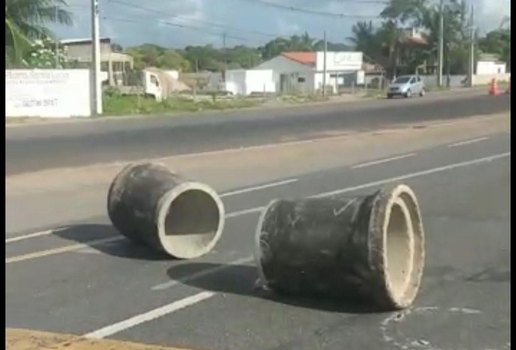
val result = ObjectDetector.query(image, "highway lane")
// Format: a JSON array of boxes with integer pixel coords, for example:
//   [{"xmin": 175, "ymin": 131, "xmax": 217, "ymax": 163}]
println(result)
[
  {"xmin": 6, "ymin": 92, "xmax": 510, "ymax": 175},
  {"xmin": 6, "ymin": 132, "xmax": 510, "ymax": 350}
]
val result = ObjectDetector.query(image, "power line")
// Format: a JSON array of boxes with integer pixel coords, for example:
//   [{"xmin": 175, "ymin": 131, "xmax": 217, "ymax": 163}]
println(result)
[
  {"xmin": 104, "ymin": 15, "xmax": 248, "ymax": 42},
  {"xmin": 234, "ymin": 0, "xmax": 384, "ymax": 18},
  {"xmin": 107, "ymin": 0, "xmax": 282, "ymax": 39}
]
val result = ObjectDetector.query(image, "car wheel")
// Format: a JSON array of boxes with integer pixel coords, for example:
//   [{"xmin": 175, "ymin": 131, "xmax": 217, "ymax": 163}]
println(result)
[
  {"xmin": 419, "ymin": 88, "xmax": 425, "ymax": 97},
  {"xmin": 404, "ymin": 89, "xmax": 412, "ymax": 98}
]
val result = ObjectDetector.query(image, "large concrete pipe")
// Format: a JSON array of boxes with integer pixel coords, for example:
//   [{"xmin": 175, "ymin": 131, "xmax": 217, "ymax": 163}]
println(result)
[
  {"xmin": 254, "ymin": 184, "xmax": 425, "ymax": 310},
  {"xmin": 107, "ymin": 163, "xmax": 225, "ymax": 259}
]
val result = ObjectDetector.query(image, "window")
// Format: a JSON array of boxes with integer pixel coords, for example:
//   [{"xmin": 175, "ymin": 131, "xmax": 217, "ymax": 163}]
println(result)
[
  {"xmin": 394, "ymin": 76, "xmax": 411, "ymax": 84},
  {"xmin": 150, "ymin": 75, "xmax": 160, "ymax": 87},
  {"xmin": 298, "ymin": 77, "xmax": 306, "ymax": 83}
]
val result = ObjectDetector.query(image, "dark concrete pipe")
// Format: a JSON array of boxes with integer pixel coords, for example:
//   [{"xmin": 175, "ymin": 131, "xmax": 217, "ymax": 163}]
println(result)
[
  {"xmin": 107, "ymin": 162, "xmax": 225, "ymax": 259},
  {"xmin": 254, "ymin": 184, "xmax": 425, "ymax": 310}
]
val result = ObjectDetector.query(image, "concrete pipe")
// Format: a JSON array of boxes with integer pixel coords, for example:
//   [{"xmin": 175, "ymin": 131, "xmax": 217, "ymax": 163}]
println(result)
[
  {"xmin": 254, "ymin": 184, "xmax": 425, "ymax": 310},
  {"xmin": 107, "ymin": 162, "xmax": 225, "ymax": 259}
]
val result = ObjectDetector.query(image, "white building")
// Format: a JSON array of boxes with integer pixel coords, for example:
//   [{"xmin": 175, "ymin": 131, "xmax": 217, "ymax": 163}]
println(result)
[
  {"xmin": 476, "ymin": 54, "xmax": 507, "ymax": 75},
  {"xmin": 224, "ymin": 69, "xmax": 276, "ymax": 96},
  {"xmin": 254, "ymin": 51, "xmax": 363, "ymax": 94}
]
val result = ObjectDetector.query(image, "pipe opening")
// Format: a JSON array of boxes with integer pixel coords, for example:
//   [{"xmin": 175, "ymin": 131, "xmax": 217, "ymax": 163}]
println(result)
[
  {"xmin": 159, "ymin": 188, "xmax": 223, "ymax": 259},
  {"xmin": 385, "ymin": 201, "xmax": 413, "ymax": 300}
]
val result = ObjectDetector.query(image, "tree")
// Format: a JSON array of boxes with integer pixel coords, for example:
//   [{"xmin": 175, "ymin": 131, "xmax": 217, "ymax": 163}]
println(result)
[
  {"xmin": 22, "ymin": 36, "xmax": 67, "ymax": 68},
  {"xmin": 347, "ymin": 21, "xmax": 378, "ymax": 57},
  {"xmin": 478, "ymin": 28, "xmax": 511, "ymax": 71},
  {"xmin": 5, "ymin": 0, "xmax": 73, "ymax": 65},
  {"xmin": 380, "ymin": 0, "xmax": 428, "ymax": 26},
  {"xmin": 157, "ymin": 50, "xmax": 191, "ymax": 71}
]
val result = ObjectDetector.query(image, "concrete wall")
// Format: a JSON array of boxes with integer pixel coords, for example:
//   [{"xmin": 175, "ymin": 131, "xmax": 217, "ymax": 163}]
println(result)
[
  {"xmin": 472, "ymin": 73, "xmax": 511, "ymax": 86},
  {"xmin": 224, "ymin": 69, "xmax": 275, "ymax": 95},
  {"xmin": 245, "ymin": 70, "xmax": 275, "ymax": 94},
  {"xmin": 6, "ymin": 69, "xmax": 91, "ymax": 118},
  {"xmin": 477, "ymin": 61, "xmax": 507, "ymax": 75},
  {"xmin": 420, "ymin": 75, "xmax": 467, "ymax": 88},
  {"xmin": 64, "ymin": 42, "xmax": 112, "ymax": 62}
]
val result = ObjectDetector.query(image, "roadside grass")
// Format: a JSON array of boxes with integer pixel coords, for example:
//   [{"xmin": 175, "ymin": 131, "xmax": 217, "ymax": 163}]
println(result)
[{"xmin": 103, "ymin": 92, "xmax": 263, "ymax": 116}]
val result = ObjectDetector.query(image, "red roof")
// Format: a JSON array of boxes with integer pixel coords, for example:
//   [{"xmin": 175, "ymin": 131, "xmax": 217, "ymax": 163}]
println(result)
[{"xmin": 281, "ymin": 52, "xmax": 316, "ymax": 66}]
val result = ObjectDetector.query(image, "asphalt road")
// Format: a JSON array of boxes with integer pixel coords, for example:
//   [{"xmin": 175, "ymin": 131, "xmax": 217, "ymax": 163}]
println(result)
[
  {"xmin": 6, "ymin": 91, "xmax": 510, "ymax": 175},
  {"xmin": 6, "ymin": 131, "xmax": 510, "ymax": 350}
]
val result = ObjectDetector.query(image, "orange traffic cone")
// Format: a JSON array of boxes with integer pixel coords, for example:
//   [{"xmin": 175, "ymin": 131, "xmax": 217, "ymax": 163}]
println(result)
[{"xmin": 489, "ymin": 78, "xmax": 499, "ymax": 95}]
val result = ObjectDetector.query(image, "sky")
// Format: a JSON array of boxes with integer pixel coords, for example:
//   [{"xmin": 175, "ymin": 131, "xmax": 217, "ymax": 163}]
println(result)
[{"xmin": 52, "ymin": 0, "xmax": 510, "ymax": 49}]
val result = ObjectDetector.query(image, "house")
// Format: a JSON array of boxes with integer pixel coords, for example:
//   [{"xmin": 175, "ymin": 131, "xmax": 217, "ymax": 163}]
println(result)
[
  {"xmin": 254, "ymin": 51, "xmax": 363, "ymax": 94},
  {"xmin": 60, "ymin": 37, "xmax": 134, "ymax": 86},
  {"xmin": 476, "ymin": 54, "xmax": 507, "ymax": 75}
]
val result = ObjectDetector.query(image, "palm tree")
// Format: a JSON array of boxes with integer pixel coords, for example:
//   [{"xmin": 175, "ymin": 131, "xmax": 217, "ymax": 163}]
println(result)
[
  {"xmin": 5, "ymin": 0, "xmax": 73, "ymax": 65},
  {"xmin": 347, "ymin": 21, "xmax": 377, "ymax": 54}
]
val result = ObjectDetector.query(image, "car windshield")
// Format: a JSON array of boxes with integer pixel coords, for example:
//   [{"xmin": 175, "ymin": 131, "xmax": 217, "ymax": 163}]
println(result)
[{"xmin": 394, "ymin": 77, "xmax": 411, "ymax": 84}]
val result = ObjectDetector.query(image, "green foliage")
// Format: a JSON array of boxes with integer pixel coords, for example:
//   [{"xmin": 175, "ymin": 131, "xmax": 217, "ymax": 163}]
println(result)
[
  {"xmin": 478, "ymin": 29, "xmax": 511, "ymax": 70},
  {"xmin": 5, "ymin": 0, "xmax": 73, "ymax": 66},
  {"xmin": 123, "ymin": 34, "xmax": 350, "ymax": 73},
  {"xmin": 348, "ymin": 0, "xmax": 510, "ymax": 76},
  {"xmin": 22, "ymin": 36, "xmax": 66, "ymax": 68},
  {"xmin": 102, "ymin": 92, "xmax": 261, "ymax": 115}
]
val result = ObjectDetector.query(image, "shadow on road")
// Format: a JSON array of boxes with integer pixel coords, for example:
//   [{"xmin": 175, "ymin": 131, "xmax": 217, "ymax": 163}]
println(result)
[
  {"xmin": 166, "ymin": 262, "xmax": 387, "ymax": 314},
  {"xmin": 52, "ymin": 223, "xmax": 172, "ymax": 261}
]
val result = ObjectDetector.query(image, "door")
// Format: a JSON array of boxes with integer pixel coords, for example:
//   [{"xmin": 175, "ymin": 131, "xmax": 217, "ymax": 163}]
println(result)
[{"xmin": 280, "ymin": 74, "xmax": 288, "ymax": 92}]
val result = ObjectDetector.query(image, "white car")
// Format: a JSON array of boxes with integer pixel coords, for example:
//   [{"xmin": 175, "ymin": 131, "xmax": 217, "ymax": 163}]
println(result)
[{"xmin": 387, "ymin": 75, "xmax": 426, "ymax": 98}]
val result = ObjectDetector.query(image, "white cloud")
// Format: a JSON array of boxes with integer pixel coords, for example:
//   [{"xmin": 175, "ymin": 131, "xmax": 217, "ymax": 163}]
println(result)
[
  {"xmin": 274, "ymin": 15, "xmax": 302, "ymax": 36},
  {"xmin": 473, "ymin": 0, "xmax": 510, "ymax": 33}
]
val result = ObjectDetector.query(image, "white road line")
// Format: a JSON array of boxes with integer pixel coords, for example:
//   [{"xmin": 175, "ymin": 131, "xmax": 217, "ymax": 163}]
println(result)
[
  {"xmin": 226, "ymin": 207, "xmax": 264, "ymax": 218},
  {"xmin": 66, "ymin": 151, "xmax": 509, "ymax": 339},
  {"xmin": 5, "ymin": 151, "xmax": 510, "ymax": 264},
  {"xmin": 152, "ymin": 255, "xmax": 254, "ymax": 291},
  {"xmin": 5, "ymin": 208, "xmax": 261, "ymax": 264},
  {"xmin": 83, "ymin": 291, "xmax": 215, "ymax": 339},
  {"xmin": 220, "ymin": 178, "xmax": 297, "ymax": 197},
  {"xmin": 5, "ymin": 230, "xmax": 54, "ymax": 243},
  {"xmin": 311, "ymin": 152, "xmax": 509, "ymax": 199},
  {"xmin": 5, "ymin": 236, "xmax": 124, "ymax": 264},
  {"xmin": 448, "ymin": 137, "xmax": 489, "ymax": 148},
  {"xmin": 351, "ymin": 153, "xmax": 416, "ymax": 169},
  {"xmin": 5, "ymin": 179, "xmax": 296, "ymax": 245}
]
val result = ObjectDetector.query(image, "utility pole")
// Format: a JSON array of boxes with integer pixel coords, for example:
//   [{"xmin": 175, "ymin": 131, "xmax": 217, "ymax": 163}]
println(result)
[
  {"xmin": 91, "ymin": 0, "xmax": 102, "ymax": 115},
  {"xmin": 322, "ymin": 31, "xmax": 327, "ymax": 96},
  {"xmin": 437, "ymin": 0, "xmax": 444, "ymax": 87},
  {"xmin": 467, "ymin": 4, "xmax": 475, "ymax": 88},
  {"xmin": 55, "ymin": 6, "xmax": 59, "ymax": 68}
]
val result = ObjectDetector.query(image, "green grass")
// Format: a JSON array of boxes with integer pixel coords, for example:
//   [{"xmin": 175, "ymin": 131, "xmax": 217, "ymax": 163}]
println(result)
[{"xmin": 103, "ymin": 92, "xmax": 262, "ymax": 116}]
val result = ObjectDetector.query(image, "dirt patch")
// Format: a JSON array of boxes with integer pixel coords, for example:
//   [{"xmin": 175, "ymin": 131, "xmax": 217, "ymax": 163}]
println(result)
[{"xmin": 6, "ymin": 328, "xmax": 197, "ymax": 350}]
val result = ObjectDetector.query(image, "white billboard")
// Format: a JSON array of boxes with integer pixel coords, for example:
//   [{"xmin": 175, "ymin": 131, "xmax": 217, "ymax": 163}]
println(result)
[
  {"xmin": 316, "ymin": 51, "xmax": 363, "ymax": 71},
  {"xmin": 6, "ymin": 69, "xmax": 91, "ymax": 118}
]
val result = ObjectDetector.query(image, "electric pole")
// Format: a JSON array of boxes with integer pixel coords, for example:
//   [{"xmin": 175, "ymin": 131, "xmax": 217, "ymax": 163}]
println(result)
[
  {"xmin": 437, "ymin": 0, "xmax": 444, "ymax": 87},
  {"xmin": 467, "ymin": 4, "xmax": 475, "ymax": 88},
  {"xmin": 322, "ymin": 31, "xmax": 327, "ymax": 96},
  {"xmin": 91, "ymin": 0, "xmax": 102, "ymax": 115}
]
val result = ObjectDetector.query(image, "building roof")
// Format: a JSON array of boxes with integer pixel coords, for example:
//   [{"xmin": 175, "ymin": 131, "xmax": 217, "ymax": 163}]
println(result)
[
  {"xmin": 478, "ymin": 53, "xmax": 501, "ymax": 62},
  {"xmin": 61, "ymin": 37, "xmax": 111, "ymax": 45},
  {"xmin": 281, "ymin": 52, "xmax": 316, "ymax": 66}
]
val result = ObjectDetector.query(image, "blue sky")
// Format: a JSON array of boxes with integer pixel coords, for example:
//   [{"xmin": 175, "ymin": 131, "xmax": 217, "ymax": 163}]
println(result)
[{"xmin": 52, "ymin": 0, "xmax": 510, "ymax": 49}]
